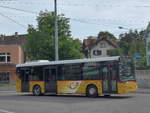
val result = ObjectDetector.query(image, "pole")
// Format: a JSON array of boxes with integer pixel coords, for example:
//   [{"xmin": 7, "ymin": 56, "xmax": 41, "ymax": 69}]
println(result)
[
  {"xmin": 146, "ymin": 37, "xmax": 149, "ymax": 66},
  {"xmin": 54, "ymin": 0, "xmax": 59, "ymax": 61}
]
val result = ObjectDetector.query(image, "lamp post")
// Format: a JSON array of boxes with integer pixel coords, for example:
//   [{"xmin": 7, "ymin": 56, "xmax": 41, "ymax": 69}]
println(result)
[
  {"xmin": 144, "ymin": 22, "xmax": 150, "ymax": 66},
  {"xmin": 54, "ymin": 0, "xmax": 59, "ymax": 61},
  {"xmin": 118, "ymin": 26, "xmax": 130, "ymax": 30}
]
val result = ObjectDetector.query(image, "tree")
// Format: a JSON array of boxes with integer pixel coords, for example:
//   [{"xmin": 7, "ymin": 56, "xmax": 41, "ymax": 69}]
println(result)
[
  {"xmin": 109, "ymin": 48, "xmax": 123, "ymax": 56},
  {"xmin": 98, "ymin": 31, "xmax": 117, "ymax": 40},
  {"xmin": 119, "ymin": 29, "xmax": 146, "ymax": 67},
  {"xmin": 25, "ymin": 11, "xmax": 84, "ymax": 61}
]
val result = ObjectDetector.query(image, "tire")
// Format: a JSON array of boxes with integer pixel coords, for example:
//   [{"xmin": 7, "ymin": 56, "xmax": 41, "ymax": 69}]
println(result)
[
  {"xmin": 32, "ymin": 85, "xmax": 42, "ymax": 96},
  {"xmin": 86, "ymin": 85, "xmax": 98, "ymax": 97},
  {"xmin": 104, "ymin": 94, "xmax": 111, "ymax": 97}
]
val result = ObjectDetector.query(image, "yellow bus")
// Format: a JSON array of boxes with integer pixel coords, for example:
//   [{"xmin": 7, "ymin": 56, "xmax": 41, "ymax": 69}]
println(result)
[{"xmin": 16, "ymin": 56, "xmax": 138, "ymax": 97}]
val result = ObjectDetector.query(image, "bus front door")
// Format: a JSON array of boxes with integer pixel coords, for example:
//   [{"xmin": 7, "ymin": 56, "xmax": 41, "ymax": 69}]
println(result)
[
  {"xmin": 44, "ymin": 67, "xmax": 57, "ymax": 93},
  {"xmin": 102, "ymin": 64, "xmax": 117, "ymax": 94},
  {"xmin": 21, "ymin": 69, "xmax": 29, "ymax": 92}
]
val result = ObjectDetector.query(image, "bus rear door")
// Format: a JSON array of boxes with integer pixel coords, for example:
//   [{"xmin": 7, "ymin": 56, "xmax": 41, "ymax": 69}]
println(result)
[
  {"xmin": 101, "ymin": 63, "xmax": 117, "ymax": 94},
  {"xmin": 44, "ymin": 66, "xmax": 57, "ymax": 93}
]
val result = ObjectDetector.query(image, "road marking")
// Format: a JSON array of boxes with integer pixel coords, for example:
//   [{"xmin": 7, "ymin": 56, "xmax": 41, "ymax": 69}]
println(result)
[{"xmin": 0, "ymin": 109, "xmax": 15, "ymax": 113}]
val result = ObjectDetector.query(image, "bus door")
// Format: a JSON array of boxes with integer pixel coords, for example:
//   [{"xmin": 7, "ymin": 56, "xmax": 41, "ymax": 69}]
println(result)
[
  {"xmin": 109, "ymin": 63, "xmax": 117, "ymax": 93},
  {"xmin": 44, "ymin": 66, "xmax": 57, "ymax": 93},
  {"xmin": 101, "ymin": 65, "xmax": 111, "ymax": 94},
  {"xmin": 101, "ymin": 64, "xmax": 117, "ymax": 94},
  {"xmin": 21, "ymin": 69, "xmax": 30, "ymax": 92}
]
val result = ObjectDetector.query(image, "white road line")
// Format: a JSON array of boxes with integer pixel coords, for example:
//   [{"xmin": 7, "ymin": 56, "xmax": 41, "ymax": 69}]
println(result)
[{"xmin": 0, "ymin": 109, "xmax": 15, "ymax": 113}]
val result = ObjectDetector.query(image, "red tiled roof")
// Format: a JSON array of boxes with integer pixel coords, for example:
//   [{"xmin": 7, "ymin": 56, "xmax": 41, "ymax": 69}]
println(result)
[
  {"xmin": 83, "ymin": 37, "xmax": 119, "ymax": 49},
  {"xmin": 0, "ymin": 34, "xmax": 26, "ymax": 45}
]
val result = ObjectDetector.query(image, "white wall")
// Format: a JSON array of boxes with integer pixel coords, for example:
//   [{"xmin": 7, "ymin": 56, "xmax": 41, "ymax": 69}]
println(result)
[{"xmin": 90, "ymin": 40, "xmax": 115, "ymax": 58}]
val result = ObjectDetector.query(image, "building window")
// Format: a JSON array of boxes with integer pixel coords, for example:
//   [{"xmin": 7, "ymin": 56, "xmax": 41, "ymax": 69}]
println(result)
[
  {"xmin": 0, "ymin": 53, "xmax": 11, "ymax": 63},
  {"xmin": 107, "ymin": 50, "xmax": 111, "ymax": 56},
  {"xmin": 93, "ymin": 50, "xmax": 102, "ymax": 56},
  {"xmin": 0, "ymin": 72, "xmax": 9, "ymax": 83},
  {"xmin": 100, "ymin": 42, "xmax": 106, "ymax": 48}
]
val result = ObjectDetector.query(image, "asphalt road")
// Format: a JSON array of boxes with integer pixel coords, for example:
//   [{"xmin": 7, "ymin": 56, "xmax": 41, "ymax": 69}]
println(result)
[{"xmin": 0, "ymin": 90, "xmax": 150, "ymax": 113}]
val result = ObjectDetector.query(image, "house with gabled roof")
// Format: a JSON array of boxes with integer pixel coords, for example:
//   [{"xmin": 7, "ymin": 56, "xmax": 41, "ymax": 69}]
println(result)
[{"xmin": 83, "ymin": 36, "xmax": 119, "ymax": 58}]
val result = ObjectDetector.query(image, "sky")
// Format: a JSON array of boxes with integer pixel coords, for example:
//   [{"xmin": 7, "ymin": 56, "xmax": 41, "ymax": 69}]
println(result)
[{"xmin": 0, "ymin": 0, "xmax": 150, "ymax": 40}]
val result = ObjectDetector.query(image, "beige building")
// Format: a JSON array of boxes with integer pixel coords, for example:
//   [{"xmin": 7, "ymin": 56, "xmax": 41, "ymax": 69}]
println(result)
[
  {"xmin": 0, "ymin": 33, "xmax": 26, "ymax": 83},
  {"xmin": 83, "ymin": 37, "xmax": 119, "ymax": 58}
]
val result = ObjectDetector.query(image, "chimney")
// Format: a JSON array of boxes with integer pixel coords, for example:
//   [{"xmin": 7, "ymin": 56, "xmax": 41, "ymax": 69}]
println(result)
[
  {"xmin": 0, "ymin": 34, "xmax": 5, "ymax": 40},
  {"xmin": 15, "ymin": 32, "xmax": 18, "ymax": 37}
]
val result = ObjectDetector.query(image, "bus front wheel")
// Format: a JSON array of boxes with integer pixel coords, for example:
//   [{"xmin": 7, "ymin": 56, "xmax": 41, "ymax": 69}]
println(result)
[
  {"xmin": 86, "ymin": 85, "xmax": 98, "ymax": 97},
  {"xmin": 32, "ymin": 85, "xmax": 42, "ymax": 96}
]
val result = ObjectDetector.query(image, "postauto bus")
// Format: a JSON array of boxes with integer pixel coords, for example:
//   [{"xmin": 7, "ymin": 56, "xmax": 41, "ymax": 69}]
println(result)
[{"xmin": 16, "ymin": 56, "xmax": 138, "ymax": 97}]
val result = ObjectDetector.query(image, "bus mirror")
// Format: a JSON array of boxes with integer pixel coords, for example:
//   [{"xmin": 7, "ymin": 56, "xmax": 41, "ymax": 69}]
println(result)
[{"xmin": 16, "ymin": 69, "xmax": 21, "ymax": 77}]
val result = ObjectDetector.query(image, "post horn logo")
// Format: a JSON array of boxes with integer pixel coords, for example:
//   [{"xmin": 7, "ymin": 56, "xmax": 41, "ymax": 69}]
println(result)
[{"xmin": 69, "ymin": 82, "xmax": 79, "ymax": 90}]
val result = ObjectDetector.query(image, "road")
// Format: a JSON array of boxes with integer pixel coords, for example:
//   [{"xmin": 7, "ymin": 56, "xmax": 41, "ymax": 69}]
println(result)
[{"xmin": 0, "ymin": 89, "xmax": 150, "ymax": 113}]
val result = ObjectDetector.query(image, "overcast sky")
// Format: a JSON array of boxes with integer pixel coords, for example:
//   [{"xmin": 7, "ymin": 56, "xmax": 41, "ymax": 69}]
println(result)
[{"xmin": 0, "ymin": 0, "xmax": 150, "ymax": 40}]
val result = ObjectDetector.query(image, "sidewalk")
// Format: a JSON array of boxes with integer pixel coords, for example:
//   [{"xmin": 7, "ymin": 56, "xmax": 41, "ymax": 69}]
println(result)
[
  {"xmin": 136, "ymin": 88, "xmax": 150, "ymax": 94},
  {"xmin": 0, "ymin": 83, "xmax": 16, "ymax": 91}
]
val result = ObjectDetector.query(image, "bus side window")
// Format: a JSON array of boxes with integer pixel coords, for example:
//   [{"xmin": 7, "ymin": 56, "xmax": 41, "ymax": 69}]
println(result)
[
  {"xmin": 82, "ymin": 63, "xmax": 99, "ymax": 80},
  {"xmin": 57, "ymin": 66, "xmax": 64, "ymax": 80},
  {"xmin": 31, "ymin": 67, "xmax": 43, "ymax": 81},
  {"xmin": 63, "ymin": 64, "xmax": 82, "ymax": 80}
]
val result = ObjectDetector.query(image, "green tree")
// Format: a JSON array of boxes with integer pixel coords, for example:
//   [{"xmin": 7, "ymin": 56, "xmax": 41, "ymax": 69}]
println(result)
[
  {"xmin": 25, "ymin": 11, "xmax": 84, "ymax": 61},
  {"xmin": 98, "ymin": 31, "xmax": 117, "ymax": 40},
  {"xmin": 119, "ymin": 29, "xmax": 146, "ymax": 67},
  {"xmin": 109, "ymin": 48, "xmax": 123, "ymax": 56}
]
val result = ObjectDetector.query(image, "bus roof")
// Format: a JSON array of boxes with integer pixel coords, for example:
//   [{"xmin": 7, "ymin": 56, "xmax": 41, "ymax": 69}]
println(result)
[{"xmin": 16, "ymin": 56, "xmax": 120, "ymax": 67}]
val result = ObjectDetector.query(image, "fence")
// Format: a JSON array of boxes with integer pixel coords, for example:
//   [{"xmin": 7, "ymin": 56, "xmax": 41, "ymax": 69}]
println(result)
[{"xmin": 136, "ymin": 70, "xmax": 150, "ymax": 88}]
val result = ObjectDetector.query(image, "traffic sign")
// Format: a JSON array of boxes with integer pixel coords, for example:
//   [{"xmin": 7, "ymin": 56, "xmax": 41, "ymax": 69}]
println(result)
[{"xmin": 135, "ymin": 53, "xmax": 141, "ymax": 60}]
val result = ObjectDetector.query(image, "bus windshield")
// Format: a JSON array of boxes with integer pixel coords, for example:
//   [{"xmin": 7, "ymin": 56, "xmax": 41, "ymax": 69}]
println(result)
[{"xmin": 119, "ymin": 57, "xmax": 135, "ymax": 82}]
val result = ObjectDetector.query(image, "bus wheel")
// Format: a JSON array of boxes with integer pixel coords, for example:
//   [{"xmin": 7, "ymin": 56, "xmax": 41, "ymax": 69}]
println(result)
[
  {"xmin": 86, "ymin": 85, "xmax": 98, "ymax": 97},
  {"xmin": 33, "ymin": 85, "xmax": 42, "ymax": 96},
  {"xmin": 104, "ymin": 94, "xmax": 111, "ymax": 97}
]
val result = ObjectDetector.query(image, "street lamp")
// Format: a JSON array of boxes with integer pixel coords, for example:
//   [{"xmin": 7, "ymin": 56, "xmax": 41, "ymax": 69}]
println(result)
[
  {"xmin": 54, "ymin": 0, "xmax": 59, "ymax": 61},
  {"xmin": 144, "ymin": 22, "xmax": 150, "ymax": 66},
  {"xmin": 118, "ymin": 26, "xmax": 130, "ymax": 30}
]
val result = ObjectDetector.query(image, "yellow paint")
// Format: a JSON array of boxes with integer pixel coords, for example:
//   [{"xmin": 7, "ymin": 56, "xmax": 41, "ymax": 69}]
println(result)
[
  {"xmin": 57, "ymin": 80, "xmax": 103, "ymax": 95},
  {"xmin": 29, "ymin": 81, "xmax": 45, "ymax": 94},
  {"xmin": 117, "ymin": 81, "xmax": 138, "ymax": 94},
  {"xmin": 16, "ymin": 77, "xmax": 22, "ymax": 92}
]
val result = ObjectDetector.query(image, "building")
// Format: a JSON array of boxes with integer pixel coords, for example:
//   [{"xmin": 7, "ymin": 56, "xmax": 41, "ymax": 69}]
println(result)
[
  {"xmin": 0, "ymin": 33, "xmax": 26, "ymax": 83},
  {"xmin": 83, "ymin": 36, "xmax": 119, "ymax": 58}
]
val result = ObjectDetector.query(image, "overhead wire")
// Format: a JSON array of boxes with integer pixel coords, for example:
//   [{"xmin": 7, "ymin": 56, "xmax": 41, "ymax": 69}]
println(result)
[
  {"xmin": 0, "ymin": 5, "xmax": 38, "ymax": 14},
  {"xmin": 1, "ymin": 1, "xmax": 150, "ymax": 8},
  {"xmin": 0, "ymin": 1, "xmax": 148, "ymax": 30},
  {"xmin": 0, "ymin": 12, "xmax": 27, "ymax": 29},
  {"xmin": 70, "ymin": 18, "xmax": 148, "ymax": 25},
  {"xmin": 0, "ymin": 5, "xmax": 146, "ymax": 24},
  {"xmin": 0, "ymin": 0, "xmax": 17, "ymax": 1},
  {"xmin": 0, "ymin": 1, "xmax": 48, "ymax": 5}
]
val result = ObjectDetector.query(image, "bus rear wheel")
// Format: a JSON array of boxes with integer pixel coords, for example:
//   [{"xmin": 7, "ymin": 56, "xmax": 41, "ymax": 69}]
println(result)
[
  {"xmin": 86, "ymin": 85, "xmax": 98, "ymax": 97},
  {"xmin": 32, "ymin": 85, "xmax": 42, "ymax": 96}
]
